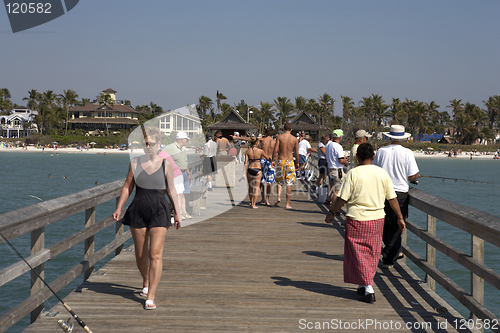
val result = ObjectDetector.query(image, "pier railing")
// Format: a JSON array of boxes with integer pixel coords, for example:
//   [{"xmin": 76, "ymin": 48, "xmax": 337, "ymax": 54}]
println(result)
[
  {"xmin": 308, "ymin": 154, "xmax": 500, "ymax": 327},
  {"xmin": 0, "ymin": 156, "xmax": 206, "ymax": 332}
]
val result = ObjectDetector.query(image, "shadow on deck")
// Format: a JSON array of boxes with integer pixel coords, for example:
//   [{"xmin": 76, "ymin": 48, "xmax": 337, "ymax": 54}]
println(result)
[{"xmin": 23, "ymin": 174, "xmax": 475, "ymax": 333}]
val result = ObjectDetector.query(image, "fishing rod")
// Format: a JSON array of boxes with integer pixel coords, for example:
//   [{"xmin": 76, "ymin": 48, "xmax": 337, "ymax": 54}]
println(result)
[
  {"xmin": 420, "ymin": 175, "xmax": 495, "ymax": 185},
  {"xmin": 0, "ymin": 232, "xmax": 93, "ymax": 333}
]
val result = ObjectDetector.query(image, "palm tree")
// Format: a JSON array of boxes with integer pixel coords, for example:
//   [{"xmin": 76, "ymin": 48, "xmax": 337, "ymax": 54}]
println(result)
[
  {"xmin": 59, "ymin": 89, "xmax": 79, "ymax": 136},
  {"xmin": 216, "ymin": 91, "xmax": 227, "ymax": 115},
  {"xmin": 253, "ymin": 101, "xmax": 275, "ymax": 133},
  {"xmin": 465, "ymin": 102, "xmax": 488, "ymax": 143},
  {"xmin": 97, "ymin": 93, "xmax": 114, "ymax": 135},
  {"xmin": 198, "ymin": 95, "xmax": 213, "ymax": 120},
  {"xmin": 371, "ymin": 94, "xmax": 390, "ymax": 129},
  {"xmin": 409, "ymin": 101, "xmax": 428, "ymax": 141},
  {"xmin": 294, "ymin": 96, "xmax": 307, "ymax": 114},
  {"xmin": 0, "ymin": 88, "xmax": 12, "ymax": 114},
  {"xmin": 389, "ymin": 98, "xmax": 405, "ymax": 125},
  {"xmin": 149, "ymin": 102, "xmax": 163, "ymax": 116},
  {"xmin": 359, "ymin": 96, "xmax": 376, "ymax": 132},
  {"xmin": 317, "ymin": 93, "xmax": 334, "ymax": 127},
  {"xmin": 447, "ymin": 98, "xmax": 464, "ymax": 121},
  {"xmin": 273, "ymin": 96, "xmax": 294, "ymax": 126},
  {"xmin": 483, "ymin": 95, "xmax": 499, "ymax": 133},
  {"xmin": 341, "ymin": 95, "xmax": 354, "ymax": 124}
]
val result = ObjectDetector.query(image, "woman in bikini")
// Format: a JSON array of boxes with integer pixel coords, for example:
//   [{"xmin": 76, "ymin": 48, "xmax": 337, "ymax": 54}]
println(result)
[
  {"xmin": 244, "ymin": 136, "xmax": 264, "ymax": 209},
  {"xmin": 112, "ymin": 126, "xmax": 181, "ymax": 310}
]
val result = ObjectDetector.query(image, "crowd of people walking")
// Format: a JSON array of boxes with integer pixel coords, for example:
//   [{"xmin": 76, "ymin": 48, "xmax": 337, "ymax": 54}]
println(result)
[
  {"xmin": 113, "ymin": 123, "xmax": 420, "ymax": 309},
  {"xmin": 233, "ymin": 123, "xmax": 420, "ymax": 304}
]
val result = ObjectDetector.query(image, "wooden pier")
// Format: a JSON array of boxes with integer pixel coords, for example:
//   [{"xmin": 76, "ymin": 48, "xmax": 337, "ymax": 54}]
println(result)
[{"xmin": 20, "ymin": 172, "xmax": 476, "ymax": 333}]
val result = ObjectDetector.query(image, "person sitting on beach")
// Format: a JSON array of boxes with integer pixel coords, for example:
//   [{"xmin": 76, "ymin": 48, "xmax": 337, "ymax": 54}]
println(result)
[
  {"xmin": 325, "ymin": 143, "xmax": 405, "ymax": 303},
  {"xmin": 272, "ymin": 123, "xmax": 299, "ymax": 209},
  {"xmin": 112, "ymin": 126, "xmax": 181, "ymax": 310},
  {"xmin": 244, "ymin": 137, "xmax": 265, "ymax": 209}
]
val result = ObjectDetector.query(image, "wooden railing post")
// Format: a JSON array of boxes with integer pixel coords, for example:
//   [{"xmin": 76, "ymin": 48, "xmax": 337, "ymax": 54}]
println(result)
[
  {"xmin": 30, "ymin": 227, "xmax": 44, "ymax": 323},
  {"xmin": 115, "ymin": 197, "xmax": 124, "ymax": 255},
  {"xmin": 426, "ymin": 214, "xmax": 436, "ymax": 291},
  {"xmin": 84, "ymin": 207, "xmax": 95, "ymax": 280},
  {"xmin": 471, "ymin": 234, "xmax": 484, "ymax": 325}
]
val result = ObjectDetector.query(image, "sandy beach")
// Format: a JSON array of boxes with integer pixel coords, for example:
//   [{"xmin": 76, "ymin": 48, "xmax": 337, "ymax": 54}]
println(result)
[
  {"xmin": 413, "ymin": 151, "xmax": 499, "ymax": 160},
  {"xmin": 0, "ymin": 146, "xmax": 129, "ymax": 154},
  {"xmin": 1, "ymin": 145, "xmax": 498, "ymax": 160}
]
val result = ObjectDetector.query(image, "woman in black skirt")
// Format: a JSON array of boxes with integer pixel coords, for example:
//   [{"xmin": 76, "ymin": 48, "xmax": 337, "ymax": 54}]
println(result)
[{"xmin": 113, "ymin": 127, "xmax": 181, "ymax": 310}]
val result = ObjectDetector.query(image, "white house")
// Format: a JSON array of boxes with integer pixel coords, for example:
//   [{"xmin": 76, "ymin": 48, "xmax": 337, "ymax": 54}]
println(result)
[
  {"xmin": 157, "ymin": 105, "xmax": 202, "ymax": 139},
  {"xmin": 0, "ymin": 107, "xmax": 38, "ymax": 138}
]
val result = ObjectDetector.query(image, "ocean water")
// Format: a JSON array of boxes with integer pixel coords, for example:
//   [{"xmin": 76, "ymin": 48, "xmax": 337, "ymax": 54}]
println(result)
[
  {"xmin": 0, "ymin": 152, "xmax": 499, "ymax": 332},
  {"xmin": 406, "ymin": 157, "xmax": 500, "ymax": 322}
]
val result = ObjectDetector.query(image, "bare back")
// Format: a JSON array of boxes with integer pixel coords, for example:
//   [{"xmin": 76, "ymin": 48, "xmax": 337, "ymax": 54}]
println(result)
[
  {"xmin": 259, "ymin": 136, "xmax": 276, "ymax": 160},
  {"xmin": 273, "ymin": 131, "xmax": 298, "ymax": 161},
  {"xmin": 217, "ymin": 137, "xmax": 229, "ymax": 153}
]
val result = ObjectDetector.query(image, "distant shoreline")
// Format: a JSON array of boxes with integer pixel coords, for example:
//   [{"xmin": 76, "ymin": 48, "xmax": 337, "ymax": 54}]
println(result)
[
  {"xmin": 0, "ymin": 147, "xmax": 129, "ymax": 154},
  {"xmin": 1, "ymin": 146, "xmax": 498, "ymax": 160},
  {"xmin": 413, "ymin": 151, "xmax": 499, "ymax": 160}
]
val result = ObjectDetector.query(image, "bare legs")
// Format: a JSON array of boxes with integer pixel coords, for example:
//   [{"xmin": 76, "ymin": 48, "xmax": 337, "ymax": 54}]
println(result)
[
  {"xmin": 259, "ymin": 183, "xmax": 272, "ymax": 205},
  {"xmin": 275, "ymin": 184, "xmax": 292, "ymax": 209},
  {"xmin": 247, "ymin": 171, "xmax": 262, "ymax": 208},
  {"xmin": 130, "ymin": 226, "xmax": 167, "ymax": 308}
]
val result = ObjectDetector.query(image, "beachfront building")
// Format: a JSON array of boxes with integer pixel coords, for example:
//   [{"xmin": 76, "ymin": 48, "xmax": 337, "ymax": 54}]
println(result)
[
  {"xmin": 68, "ymin": 89, "xmax": 139, "ymax": 135},
  {"xmin": 0, "ymin": 106, "xmax": 38, "ymax": 138},
  {"xmin": 157, "ymin": 106, "xmax": 202, "ymax": 139}
]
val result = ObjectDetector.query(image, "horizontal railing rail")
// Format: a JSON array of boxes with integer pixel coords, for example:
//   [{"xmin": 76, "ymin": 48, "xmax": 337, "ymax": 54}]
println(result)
[
  {"xmin": 307, "ymin": 153, "xmax": 500, "ymax": 328},
  {"xmin": 0, "ymin": 156, "xmax": 210, "ymax": 332}
]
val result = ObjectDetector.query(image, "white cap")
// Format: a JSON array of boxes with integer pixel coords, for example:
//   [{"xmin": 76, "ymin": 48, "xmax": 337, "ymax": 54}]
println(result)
[{"xmin": 176, "ymin": 131, "xmax": 189, "ymax": 140}]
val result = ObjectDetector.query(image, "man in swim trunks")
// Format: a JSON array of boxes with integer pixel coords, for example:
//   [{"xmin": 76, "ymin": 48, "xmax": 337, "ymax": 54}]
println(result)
[
  {"xmin": 272, "ymin": 123, "xmax": 299, "ymax": 209},
  {"xmin": 215, "ymin": 130, "xmax": 230, "ymax": 156},
  {"xmin": 258, "ymin": 128, "xmax": 276, "ymax": 205}
]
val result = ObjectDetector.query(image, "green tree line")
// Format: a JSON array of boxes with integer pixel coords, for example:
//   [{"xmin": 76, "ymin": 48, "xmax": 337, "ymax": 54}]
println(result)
[
  {"xmin": 1, "ymin": 88, "xmax": 499, "ymax": 145},
  {"xmin": 197, "ymin": 92, "xmax": 500, "ymax": 144}
]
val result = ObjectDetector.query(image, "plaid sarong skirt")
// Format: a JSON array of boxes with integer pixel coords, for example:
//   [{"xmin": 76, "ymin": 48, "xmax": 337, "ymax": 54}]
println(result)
[{"xmin": 343, "ymin": 217, "xmax": 384, "ymax": 286}]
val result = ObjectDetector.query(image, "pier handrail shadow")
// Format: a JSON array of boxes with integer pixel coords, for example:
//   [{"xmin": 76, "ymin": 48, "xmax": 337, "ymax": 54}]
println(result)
[{"xmin": 307, "ymin": 152, "xmax": 500, "ymax": 328}]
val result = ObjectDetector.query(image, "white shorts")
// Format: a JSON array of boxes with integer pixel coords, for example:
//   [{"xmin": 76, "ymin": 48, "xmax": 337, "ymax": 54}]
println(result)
[{"xmin": 174, "ymin": 174, "xmax": 184, "ymax": 194}]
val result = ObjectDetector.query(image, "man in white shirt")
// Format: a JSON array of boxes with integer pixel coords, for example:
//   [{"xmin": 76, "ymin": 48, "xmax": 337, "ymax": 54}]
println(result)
[
  {"xmin": 298, "ymin": 134, "xmax": 316, "ymax": 180},
  {"xmin": 373, "ymin": 125, "xmax": 420, "ymax": 268},
  {"xmin": 325, "ymin": 129, "xmax": 349, "ymax": 204},
  {"xmin": 201, "ymin": 133, "xmax": 217, "ymax": 191}
]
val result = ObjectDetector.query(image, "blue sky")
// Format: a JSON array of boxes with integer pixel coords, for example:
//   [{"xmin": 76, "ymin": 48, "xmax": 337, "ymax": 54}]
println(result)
[{"xmin": 1, "ymin": 0, "xmax": 499, "ymax": 116}]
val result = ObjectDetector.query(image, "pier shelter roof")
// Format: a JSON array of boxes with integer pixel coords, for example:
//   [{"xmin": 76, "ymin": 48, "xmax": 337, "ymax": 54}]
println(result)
[
  {"xmin": 206, "ymin": 110, "xmax": 258, "ymax": 137},
  {"xmin": 280, "ymin": 111, "xmax": 329, "ymax": 140}
]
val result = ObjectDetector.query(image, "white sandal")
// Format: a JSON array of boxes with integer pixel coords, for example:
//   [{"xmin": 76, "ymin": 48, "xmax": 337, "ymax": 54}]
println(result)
[
  {"xmin": 140, "ymin": 287, "xmax": 148, "ymax": 297},
  {"xmin": 144, "ymin": 299, "xmax": 156, "ymax": 310}
]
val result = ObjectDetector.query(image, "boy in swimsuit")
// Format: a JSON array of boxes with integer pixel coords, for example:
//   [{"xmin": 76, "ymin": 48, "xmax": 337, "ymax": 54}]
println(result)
[{"xmin": 272, "ymin": 123, "xmax": 299, "ymax": 209}]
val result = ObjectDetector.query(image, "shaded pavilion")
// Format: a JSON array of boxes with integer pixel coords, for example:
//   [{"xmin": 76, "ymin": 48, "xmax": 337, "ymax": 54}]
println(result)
[
  {"xmin": 205, "ymin": 110, "xmax": 258, "ymax": 139},
  {"xmin": 281, "ymin": 111, "xmax": 330, "ymax": 141}
]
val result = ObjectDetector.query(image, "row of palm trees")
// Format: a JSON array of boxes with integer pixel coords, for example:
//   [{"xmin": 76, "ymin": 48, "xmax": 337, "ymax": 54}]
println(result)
[
  {"xmin": 198, "ymin": 92, "xmax": 500, "ymax": 144},
  {"xmin": 0, "ymin": 88, "xmax": 163, "ymax": 136},
  {"xmin": 1, "ymin": 87, "xmax": 498, "ymax": 144}
]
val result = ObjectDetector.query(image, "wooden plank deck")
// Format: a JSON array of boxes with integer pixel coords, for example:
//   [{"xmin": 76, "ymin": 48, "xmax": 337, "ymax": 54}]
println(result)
[{"xmin": 23, "ymin": 166, "xmax": 476, "ymax": 333}]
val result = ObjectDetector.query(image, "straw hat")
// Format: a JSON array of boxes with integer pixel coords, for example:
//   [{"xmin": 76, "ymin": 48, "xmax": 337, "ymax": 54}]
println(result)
[{"xmin": 383, "ymin": 125, "xmax": 411, "ymax": 140}]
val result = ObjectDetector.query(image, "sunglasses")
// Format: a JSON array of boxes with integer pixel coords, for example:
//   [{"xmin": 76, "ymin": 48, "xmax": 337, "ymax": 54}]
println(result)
[{"xmin": 145, "ymin": 141, "xmax": 158, "ymax": 147}]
